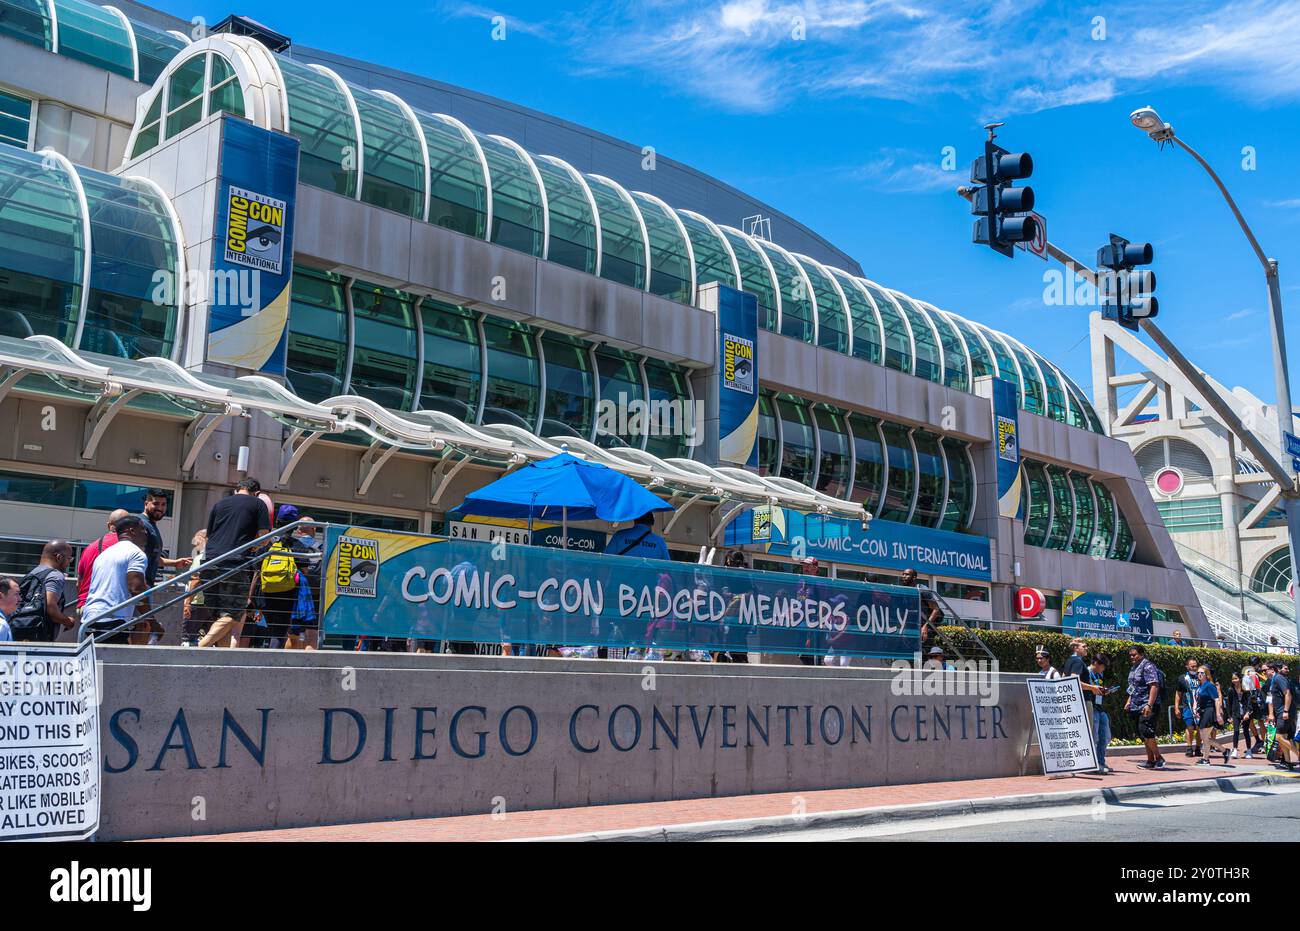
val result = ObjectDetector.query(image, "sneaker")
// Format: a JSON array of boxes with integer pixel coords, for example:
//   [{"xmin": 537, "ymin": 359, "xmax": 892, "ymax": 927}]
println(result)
[
  {"xmin": 1196, "ymin": 758, "xmax": 1210, "ymax": 765},
  {"xmin": 1137, "ymin": 761, "xmax": 1156, "ymax": 769},
  {"xmin": 1154, "ymin": 758, "xmax": 1167, "ymax": 769},
  {"xmin": 1184, "ymin": 748, "xmax": 1195, "ymax": 757},
  {"xmin": 1229, "ymin": 748, "xmax": 1238, "ymax": 758},
  {"xmin": 1244, "ymin": 750, "xmax": 1255, "ymax": 759}
]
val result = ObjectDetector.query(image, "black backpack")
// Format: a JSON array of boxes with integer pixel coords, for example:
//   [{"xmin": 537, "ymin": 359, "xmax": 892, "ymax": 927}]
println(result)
[{"xmin": 10, "ymin": 566, "xmax": 58, "ymax": 638}]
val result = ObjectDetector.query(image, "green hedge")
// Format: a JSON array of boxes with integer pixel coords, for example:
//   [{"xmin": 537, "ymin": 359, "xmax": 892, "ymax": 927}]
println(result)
[{"xmin": 939, "ymin": 626, "xmax": 1298, "ymax": 741}]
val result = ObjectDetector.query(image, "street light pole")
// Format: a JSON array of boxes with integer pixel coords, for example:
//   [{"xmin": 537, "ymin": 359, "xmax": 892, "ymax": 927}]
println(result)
[{"xmin": 1130, "ymin": 106, "xmax": 1300, "ymax": 644}]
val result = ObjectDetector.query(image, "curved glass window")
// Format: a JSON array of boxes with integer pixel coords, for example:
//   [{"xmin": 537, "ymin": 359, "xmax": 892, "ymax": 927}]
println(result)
[
  {"xmin": 977, "ymin": 324, "xmax": 1023, "ymax": 405},
  {"xmin": 533, "ymin": 156, "xmax": 596, "ymax": 275},
  {"xmin": 775, "ymin": 394, "xmax": 815, "ymax": 486},
  {"xmin": 758, "ymin": 391, "xmax": 779, "ymax": 476},
  {"xmin": 1251, "ymin": 548, "xmax": 1293, "ymax": 594},
  {"xmin": 1035, "ymin": 351, "xmax": 1069, "ymax": 424},
  {"xmin": 941, "ymin": 439, "xmax": 973, "ymax": 531},
  {"xmin": 758, "ymin": 241, "xmax": 813, "ymax": 343},
  {"xmin": 847, "ymin": 413, "xmax": 885, "ymax": 511},
  {"xmin": 1005, "ymin": 337, "xmax": 1047, "ymax": 416},
  {"xmin": 644, "ymin": 358, "xmax": 692, "ymax": 459},
  {"xmin": 892, "ymin": 292, "xmax": 941, "ymax": 383},
  {"xmin": 1092, "ymin": 481, "xmax": 1116, "ymax": 559},
  {"xmin": 924, "ymin": 304, "xmax": 969, "ymax": 391},
  {"xmin": 163, "ymin": 53, "xmax": 206, "ymax": 138},
  {"xmin": 78, "ymin": 171, "xmax": 178, "ymax": 358},
  {"xmin": 722, "ymin": 228, "xmax": 778, "ymax": 332},
  {"xmin": 481, "ymin": 318, "xmax": 539, "ymax": 430},
  {"xmin": 415, "ymin": 113, "xmax": 487, "ymax": 238},
  {"xmin": 794, "ymin": 257, "xmax": 848, "ymax": 353},
  {"xmin": 1060, "ymin": 370, "xmax": 1104, "ymax": 434},
  {"xmin": 1054, "ymin": 365, "xmax": 1088, "ymax": 430},
  {"xmin": 348, "ymin": 281, "xmax": 418, "ymax": 410},
  {"xmin": 418, "ymin": 298, "xmax": 480, "ymax": 421},
  {"xmin": 912, "ymin": 430, "xmax": 945, "ymax": 528},
  {"xmin": 633, "ymin": 193, "xmax": 692, "ymax": 303},
  {"xmin": 351, "ymin": 86, "xmax": 425, "ymax": 219},
  {"xmin": 206, "ymin": 53, "xmax": 245, "ymax": 121},
  {"xmin": 1023, "ymin": 460, "xmax": 1051, "ymax": 547},
  {"xmin": 586, "ymin": 175, "xmax": 645, "ymax": 290},
  {"xmin": 859, "ymin": 280, "xmax": 912, "ymax": 374},
  {"xmin": 280, "ymin": 58, "xmax": 358, "ymax": 198},
  {"xmin": 133, "ymin": 20, "xmax": 188, "ymax": 86},
  {"xmin": 1112, "ymin": 508, "xmax": 1135, "ymax": 562},
  {"xmin": 0, "ymin": 0, "xmax": 53, "ymax": 50},
  {"xmin": 594, "ymin": 345, "xmax": 643, "ymax": 448},
  {"xmin": 53, "ymin": 0, "xmax": 133, "ymax": 77},
  {"xmin": 1068, "ymin": 471, "xmax": 1096, "ymax": 554},
  {"xmin": 478, "ymin": 133, "xmax": 545, "ymax": 257},
  {"xmin": 676, "ymin": 211, "xmax": 736, "ymax": 291},
  {"xmin": 944, "ymin": 312, "xmax": 995, "ymax": 379},
  {"xmin": 0, "ymin": 147, "xmax": 83, "ymax": 344},
  {"xmin": 829, "ymin": 269, "xmax": 881, "ymax": 365},
  {"xmin": 540, "ymin": 332, "xmax": 593, "ymax": 440},
  {"xmin": 880, "ymin": 422, "xmax": 916, "ymax": 522},
  {"xmin": 812, "ymin": 404, "xmax": 849, "ymax": 498},
  {"xmin": 1044, "ymin": 466, "xmax": 1074, "ymax": 550},
  {"xmin": 285, "ymin": 266, "xmax": 348, "ymax": 403}
]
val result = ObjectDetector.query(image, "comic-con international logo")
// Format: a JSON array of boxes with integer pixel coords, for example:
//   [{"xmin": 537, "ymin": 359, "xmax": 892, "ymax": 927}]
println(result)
[
  {"xmin": 997, "ymin": 415, "xmax": 1018, "ymax": 463},
  {"xmin": 224, "ymin": 185, "xmax": 286, "ymax": 274},
  {"xmin": 335, "ymin": 534, "xmax": 379, "ymax": 597},
  {"xmin": 722, "ymin": 333, "xmax": 755, "ymax": 393}
]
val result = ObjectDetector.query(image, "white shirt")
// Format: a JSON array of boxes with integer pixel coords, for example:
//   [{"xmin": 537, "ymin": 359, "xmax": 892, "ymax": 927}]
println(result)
[
  {"xmin": 82, "ymin": 540, "xmax": 148, "ymax": 624},
  {"xmin": 1041, "ymin": 665, "xmax": 1061, "ymax": 679}
]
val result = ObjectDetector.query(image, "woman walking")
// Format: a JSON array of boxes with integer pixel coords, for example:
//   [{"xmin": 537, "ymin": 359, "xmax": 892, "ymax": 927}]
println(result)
[{"xmin": 1194, "ymin": 664, "xmax": 1224, "ymax": 766}]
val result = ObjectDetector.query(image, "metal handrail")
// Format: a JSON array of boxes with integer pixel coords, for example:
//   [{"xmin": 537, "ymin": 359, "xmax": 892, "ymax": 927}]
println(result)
[{"xmin": 77, "ymin": 518, "xmax": 320, "ymax": 641}]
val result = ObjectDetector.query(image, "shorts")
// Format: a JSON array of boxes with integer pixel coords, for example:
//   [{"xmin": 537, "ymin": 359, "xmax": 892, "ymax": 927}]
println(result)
[
  {"xmin": 1198, "ymin": 707, "xmax": 1218, "ymax": 729},
  {"xmin": 1130, "ymin": 707, "xmax": 1159, "ymax": 740},
  {"xmin": 204, "ymin": 566, "xmax": 255, "ymax": 620},
  {"xmin": 1180, "ymin": 705, "xmax": 1196, "ymax": 726},
  {"xmin": 1275, "ymin": 713, "xmax": 1296, "ymax": 740}
]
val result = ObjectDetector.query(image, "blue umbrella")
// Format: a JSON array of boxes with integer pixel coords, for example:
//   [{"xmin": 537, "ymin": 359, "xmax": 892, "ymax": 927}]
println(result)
[{"xmin": 460, "ymin": 452, "xmax": 673, "ymax": 538}]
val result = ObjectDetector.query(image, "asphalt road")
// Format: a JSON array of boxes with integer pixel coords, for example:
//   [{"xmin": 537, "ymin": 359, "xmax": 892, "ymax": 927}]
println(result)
[{"xmin": 742, "ymin": 777, "xmax": 1300, "ymax": 842}]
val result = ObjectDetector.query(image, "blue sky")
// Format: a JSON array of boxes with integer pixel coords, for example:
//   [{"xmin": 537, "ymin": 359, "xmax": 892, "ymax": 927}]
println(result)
[{"xmin": 160, "ymin": 0, "xmax": 1299, "ymax": 408}]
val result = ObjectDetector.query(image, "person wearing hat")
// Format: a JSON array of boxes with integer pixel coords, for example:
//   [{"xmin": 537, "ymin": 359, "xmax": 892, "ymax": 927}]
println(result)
[{"xmin": 1035, "ymin": 647, "xmax": 1061, "ymax": 679}]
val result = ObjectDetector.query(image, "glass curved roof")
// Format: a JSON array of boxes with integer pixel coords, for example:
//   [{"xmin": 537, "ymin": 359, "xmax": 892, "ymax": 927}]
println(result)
[
  {"xmin": 111, "ymin": 32, "xmax": 1108, "ymax": 433},
  {"xmin": 0, "ymin": 0, "xmax": 188, "ymax": 82}
]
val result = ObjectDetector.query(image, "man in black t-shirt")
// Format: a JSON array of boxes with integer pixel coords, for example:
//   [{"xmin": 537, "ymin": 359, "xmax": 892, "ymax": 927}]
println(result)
[
  {"xmin": 198, "ymin": 479, "xmax": 271, "ymax": 648},
  {"xmin": 1267, "ymin": 662, "xmax": 1296, "ymax": 768}
]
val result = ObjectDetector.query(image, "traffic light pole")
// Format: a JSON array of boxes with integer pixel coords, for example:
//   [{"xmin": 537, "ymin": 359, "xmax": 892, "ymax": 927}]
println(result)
[{"xmin": 956, "ymin": 184, "xmax": 1300, "ymax": 643}]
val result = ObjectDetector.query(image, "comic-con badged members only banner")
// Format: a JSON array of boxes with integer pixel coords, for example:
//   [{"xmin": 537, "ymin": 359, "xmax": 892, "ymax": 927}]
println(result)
[{"xmin": 321, "ymin": 527, "xmax": 922, "ymax": 658}]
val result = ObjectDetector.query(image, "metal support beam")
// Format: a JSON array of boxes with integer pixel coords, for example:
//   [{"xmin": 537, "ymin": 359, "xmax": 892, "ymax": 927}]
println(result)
[
  {"xmin": 430, "ymin": 452, "xmax": 473, "ymax": 508},
  {"xmin": 279, "ymin": 428, "xmax": 327, "ymax": 487},
  {"xmin": 180, "ymin": 406, "xmax": 242, "ymax": 476},
  {"xmin": 709, "ymin": 499, "xmax": 751, "ymax": 542},
  {"xmin": 0, "ymin": 365, "xmax": 28, "ymax": 407},
  {"xmin": 356, "ymin": 439, "xmax": 400, "ymax": 497},
  {"xmin": 662, "ymin": 495, "xmax": 697, "ymax": 535},
  {"xmin": 81, "ymin": 384, "xmax": 138, "ymax": 461},
  {"xmin": 1115, "ymin": 379, "xmax": 1160, "ymax": 428},
  {"xmin": 1240, "ymin": 484, "xmax": 1282, "ymax": 532}
]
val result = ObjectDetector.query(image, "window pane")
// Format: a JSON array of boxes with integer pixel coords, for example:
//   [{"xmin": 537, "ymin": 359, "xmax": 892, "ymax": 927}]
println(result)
[
  {"xmin": 829, "ymin": 270, "xmax": 881, "ymax": 365},
  {"xmin": 633, "ymin": 193, "xmax": 692, "ymax": 303},
  {"xmin": 796, "ymin": 257, "xmax": 849, "ymax": 353},
  {"xmin": 978, "ymin": 325, "xmax": 1023, "ymax": 406},
  {"xmin": 722, "ymin": 228, "xmax": 778, "ymax": 331},
  {"xmin": 540, "ymin": 332, "xmax": 593, "ymax": 440},
  {"xmin": 940, "ymin": 439, "xmax": 972, "ymax": 531},
  {"xmin": 911, "ymin": 430, "xmax": 945, "ymax": 527},
  {"xmin": 418, "ymin": 298, "xmax": 480, "ymax": 421},
  {"xmin": 352, "ymin": 85, "xmax": 425, "ymax": 219},
  {"xmin": 134, "ymin": 20, "xmax": 187, "ymax": 85},
  {"xmin": 860, "ymin": 280, "xmax": 912, "ymax": 373},
  {"xmin": 1045, "ymin": 465, "xmax": 1074, "ymax": 550},
  {"xmin": 279, "ymin": 57, "xmax": 358, "ymax": 198},
  {"xmin": 757, "ymin": 241, "xmax": 813, "ymax": 343},
  {"xmin": 775, "ymin": 394, "xmax": 814, "ymax": 486},
  {"xmin": 0, "ymin": 0, "xmax": 53, "ymax": 49},
  {"xmin": 644, "ymin": 358, "xmax": 691, "ymax": 459},
  {"xmin": 1023, "ymin": 460, "xmax": 1051, "ymax": 547},
  {"xmin": 587, "ymin": 174, "xmax": 644, "ymax": 289},
  {"xmin": 348, "ymin": 281, "xmax": 418, "ymax": 410},
  {"xmin": 1068, "ymin": 471, "xmax": 1096, "ymax": 553},
  {"xmin": 757, "ymin": 391, "xmax": 778, "ymax": 476},
  {"xmin": 208, "ymin": 79, "xmax": 245, "ymax": 120},
  {"xmin": 676, "ymin": 211, "xmax": 735, "ymax": 291},
  {"xmin": 416, "ymin": 113, "xmax": 487, "ymax": 238},
  {"xmin": 0, "ymin": 146, "xmax": 83, "ymax": 344},
  {"xmin": 53, "ymin": 0, "xmax": 133, "ymax": 77},
  {"xmin": 879, "ymin": 423, "xmax": 916, "ymax": 522},
  {"xmin": 1006, "ymin": 337, "xmax": 1047, "ymax": 416},
  {"xmin": 945, "ymin": 312, "xmax": 994, "ymax": 379},
  {"xmin": 893, "ymin": 292, "xmax": 941, "ymax": 383},
  {"xmin": 812, "ymin": 404, "xmax": 849, "ymax": 498},
  {"xmin": 165, "ymin": 98, "xmax": 202, "ymax": 138},
  {"xmin": 482, "ymin": 318, "xmax": 538, "ymax": 430},
  {"xmin": 167, "ymin": 54, "xmax": 207, "ymax": 114},
  {"xmin": 535, "ymin": 157, "xmax": 596, "ymax": 275},
  {"xmin": 1092, "ymin": 480, "xmax": 1115, "ymax": 557},
  {"xmin": 285, "ymin": 266, "xmax": 348, "ymax": 403},
  {"xmin": 847, "ymin": 413, "xmax": 885, "ymax": 510},
  {"xmin": 1036, "ymin": 351, "xmax": 1069, "ymax": 423},
  {"xmin": 479, "ymin": 133, "xmax": 545, "ymax": 257},
  {"xmin": 925, "ymin": 304, "xmax": 969, "ymax": 391},
  {"xmin": 594, "ymin": 345, "xmax": 642, "ymax": 448},
  {"xmin": 0, "ymin": 89, "xmax": 32, "ymax": 149}
]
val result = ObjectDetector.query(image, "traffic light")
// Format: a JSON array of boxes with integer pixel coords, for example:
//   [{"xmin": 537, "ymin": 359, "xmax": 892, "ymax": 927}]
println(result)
[
  {"xmin": 1097, "ymin": 233, "xmax": 1157, "ymax": 331},
  {"xmin": 970, "ymin": 131, "xmax": 1037, "ymax": 257}
]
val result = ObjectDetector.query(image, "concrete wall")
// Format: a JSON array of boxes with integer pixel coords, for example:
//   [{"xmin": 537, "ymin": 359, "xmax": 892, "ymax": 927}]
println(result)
[{"xmin": 95, "ymin": 646, "xmax": 1033, "ymax": 840}]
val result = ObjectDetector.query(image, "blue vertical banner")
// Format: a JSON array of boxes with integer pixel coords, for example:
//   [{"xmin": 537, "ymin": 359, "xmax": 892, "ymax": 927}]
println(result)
[
  {"xmin": 717, "ymin": 284, "xmax": 759, "ymax": 468},
  {"xmin": 206, "ymin": 115, "xmax": 299, "ymax": 375},
  {"xmin": 993, "ymin": 377, "xmax": 1022, "ymax": 519}
]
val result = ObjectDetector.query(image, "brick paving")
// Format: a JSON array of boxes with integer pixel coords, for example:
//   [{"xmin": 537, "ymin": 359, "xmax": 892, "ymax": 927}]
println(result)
[{"xmin": 145, "ymin": 752, "xmax": 1274, "ymax": 842}]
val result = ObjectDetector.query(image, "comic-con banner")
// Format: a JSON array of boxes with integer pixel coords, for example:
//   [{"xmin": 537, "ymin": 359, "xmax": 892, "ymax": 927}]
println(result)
[
  {"xmin": 993, "ymin": 376, "xmax": 1022, "ymax": 519},
  {"xmin": 206, "ymin": 115, "xmax": 300, "ymax": 374},
  {"xmin": 717, "ymin": 285, "xmax": 759, "ymax": 468},
  {"xmin": 321, "ymin": 527, "xmax": 922, "ymax": 658}
]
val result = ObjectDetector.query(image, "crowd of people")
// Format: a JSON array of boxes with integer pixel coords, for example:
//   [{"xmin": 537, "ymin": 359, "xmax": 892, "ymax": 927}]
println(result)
[{"xmin": 1034, "ymin": 638, "xmax": 1300, "ymax": 776}]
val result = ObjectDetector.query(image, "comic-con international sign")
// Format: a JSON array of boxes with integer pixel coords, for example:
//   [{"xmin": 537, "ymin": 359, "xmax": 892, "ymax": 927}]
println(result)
[
  {"xmin": 722, "ymin": 333, "xmax": 755, "ymax": 394},
  {"xmin": 320, "ymin": 526, "xmax": 921, "ymax": 658},
  {"xmin": 992, "ymin": 377, "xmax": 1022, "ymax": 519},
  {"xmin": 223, "ymin": 185, "xmax": 286, "ymax": 274}
]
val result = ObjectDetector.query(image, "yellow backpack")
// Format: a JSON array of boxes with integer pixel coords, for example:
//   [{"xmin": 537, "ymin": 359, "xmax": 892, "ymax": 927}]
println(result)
[{"xmin": 259, "ymin": 540, "xmax": 298, "ymax": 593}]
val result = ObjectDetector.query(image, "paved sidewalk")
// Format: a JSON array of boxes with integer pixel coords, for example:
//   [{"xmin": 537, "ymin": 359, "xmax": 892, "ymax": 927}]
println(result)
[{"xmin": 149, "ymin": 753, "xmax": 1275, "ymax": 842}]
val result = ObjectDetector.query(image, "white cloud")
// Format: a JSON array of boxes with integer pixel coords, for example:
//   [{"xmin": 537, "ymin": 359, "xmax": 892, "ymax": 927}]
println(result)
[
  {"xmin": 848, "ymin": 149, "xmax": 961, "ymax": 193},
  {"xmin": 1225, "ymin": 308, "xmax": 1256, "ymax": 320},
  {"xmin": 509, "ymin": 0, "xmax": 1300, "ymax": 115}
]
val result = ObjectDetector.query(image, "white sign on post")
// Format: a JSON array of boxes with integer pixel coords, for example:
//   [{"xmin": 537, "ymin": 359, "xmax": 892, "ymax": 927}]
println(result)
[
  {"xmin": 0, "ymin": 640, "xmax": 101, "ymax": 841},
  {"xmin": 1026, "ymin": 674, "xmax": 1098, "ymax": 775}
]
